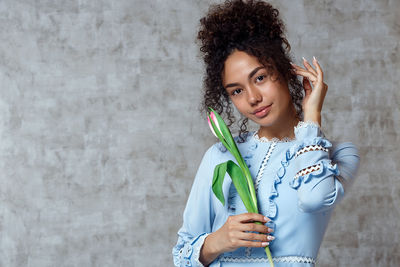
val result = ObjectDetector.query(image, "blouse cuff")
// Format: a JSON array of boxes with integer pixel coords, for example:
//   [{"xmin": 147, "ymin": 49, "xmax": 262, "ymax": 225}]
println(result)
[
  {"xmin": 289, "ymin": 121, "xmax": 336, "ymax": 189},
  {"xmin": 292, "ymin": 120, "xmax": 331, "ymax": 159},
  {"xmin": 175, "ymin": 233, "xmax": 210, "ymax": 267},
  {"xmin": 292, "ymin": 121, "xmax": 331, "ymax": 154},
  {"xmin": 294, "ymin": 120, "xmax": 324, "ymax": 139}
]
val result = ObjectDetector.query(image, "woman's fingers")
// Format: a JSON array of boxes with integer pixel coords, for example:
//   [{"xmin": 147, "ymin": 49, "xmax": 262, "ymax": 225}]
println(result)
[
  {"xmin": 236, "ymin": 231, "xmax": 275, "ymax": 243},
  {"xmin": 303, "ymin": 77, "xmax": 313, "ymax": 98},
  {"xmin": 291, "ymin": 57, "xmax": 323, "ymax": 83},
  {"xmin": 228, "ymin": 213, "xmax": 274, "ymax": 233},
  {"xmin": 230, "ymin": 231, "xmax": 274, "ymax": 248},
  {"xmin": 238, "ymin": 222, "xmax": 272, "ymax": 234},
  {"xmin": 302, "ymin": 57, "xmax": 318, "ymax": 76},
  {"xmin": 312, "ymin": 56, "xmax": 324, "ymax": 81},
  {"xmin": 239, "ymin": 240, "xmax": 270, "ymax": 248},
  {"xmin": 293, "ymin": 68, "xmax": 317, "ymax": 83},
  {"xmin": 291, "ymin": 62, "xmax": 316, "ymax": 82},
  {"xmin": 221, "ymin": 213, "xmax": 275, "ymax": 251},
  {"xmin": 236, "ymin": 213, "xmax": 270, "ymax": 223}
]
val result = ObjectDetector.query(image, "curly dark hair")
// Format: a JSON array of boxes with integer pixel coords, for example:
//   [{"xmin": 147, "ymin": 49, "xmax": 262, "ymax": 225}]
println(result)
[{"xmin": 197, "ymin": 0, "xmax": 304, "ymax": 142}]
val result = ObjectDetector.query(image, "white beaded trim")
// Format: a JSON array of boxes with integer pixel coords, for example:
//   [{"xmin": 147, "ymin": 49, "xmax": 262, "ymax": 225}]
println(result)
[
  {"xmin": 219, "ymin": 255, "xmax": 316, "ymax": 264},
  {"xmin": 254, "ymin": 141, "xmax": 277, "ymax": 191},
  {"xmin": 245, "ymin": 142, "xmax": 276, "ymax": 259},
  {"xmin": 295, "ymin": 144, "xmax": 328, "ymax": 158}
]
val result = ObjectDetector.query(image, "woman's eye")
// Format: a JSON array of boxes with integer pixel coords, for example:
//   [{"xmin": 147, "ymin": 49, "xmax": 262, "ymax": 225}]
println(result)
[
  {"xmin": 255, "ymin": 75, "xmax": 265, "ymax": 83},
  {"xmin": 231, "ymin": 88, "xmax": 242, "ymax": 96}
]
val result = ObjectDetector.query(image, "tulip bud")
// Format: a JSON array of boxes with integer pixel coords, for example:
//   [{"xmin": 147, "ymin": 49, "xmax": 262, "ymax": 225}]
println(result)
[
  {"xmin": 210, "ymin": 111, "xmax": 223, "ymax": 137},
  {"xmin": 207, "ymin": 116, "xmax": 218, "ymax": 138}
]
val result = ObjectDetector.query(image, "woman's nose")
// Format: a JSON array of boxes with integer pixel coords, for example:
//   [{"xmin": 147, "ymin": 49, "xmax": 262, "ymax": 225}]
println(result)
[{"xmin": 247, "ymin": 86, "xmax": 262, "ymax": 105}]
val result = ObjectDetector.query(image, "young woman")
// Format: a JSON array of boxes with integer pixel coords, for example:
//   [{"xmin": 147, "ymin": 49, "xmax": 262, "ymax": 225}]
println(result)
[{"xmin": 173, "ymin": 1, "xmax": 360, "ymax": 266}]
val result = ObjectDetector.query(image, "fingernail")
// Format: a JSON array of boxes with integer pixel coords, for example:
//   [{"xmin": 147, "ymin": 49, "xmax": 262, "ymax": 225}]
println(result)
[
  {"xmin": 313, "ymin": 56, "xmax": 317, "ymax": 62},
  {"xmin": 264, "ymin": 216, "xmax": 269, "ymax": 222},
  {"xmin": 262, "ymin": 242, "xmax": 269, "ymax": 247},
  {"xmin": 302, "ymin": 56, "xmax": 308, "ymax": 62},
  {"xmin": 268, "ymin": 236, "xmax": 275, "ymax": 241},
  {"xmin": 290, "ymin": 62, "xmax": 295, "ymax": 66},
  {"xmin": 268, "ymin": 228, "xmax": 274, "ymax": 233}
]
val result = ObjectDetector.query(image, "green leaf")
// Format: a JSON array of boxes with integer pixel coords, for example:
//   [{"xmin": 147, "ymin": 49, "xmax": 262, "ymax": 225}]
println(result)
[
  {"xmin": 208, "ymin": 108, "xmax": 246, "ymax": 172},
  {"xmin": 207, "ymin": 108, "xmax": 259, "ymax": 213},
  {"xmin": 226, "ymin": 160, "xmax": 257, "ymax": 214},
  {"xmin": 212, "ymin": 161, "xmax": 228, "ymax": 205}
]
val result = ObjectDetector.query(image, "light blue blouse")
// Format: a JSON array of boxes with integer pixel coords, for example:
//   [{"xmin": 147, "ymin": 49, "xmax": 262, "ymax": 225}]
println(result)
[{"xmin": 172, "ymin": 121, "xmax": 360, "ymax": 266}]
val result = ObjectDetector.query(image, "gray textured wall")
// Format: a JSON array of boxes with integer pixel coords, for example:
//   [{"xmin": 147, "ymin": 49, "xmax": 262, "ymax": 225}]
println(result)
[{"xmin": 0, "ymin": 0, "xmax": 398, "ymax": 266}]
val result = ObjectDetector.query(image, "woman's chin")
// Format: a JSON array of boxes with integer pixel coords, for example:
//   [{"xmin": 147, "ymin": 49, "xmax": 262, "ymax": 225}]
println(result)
[{"xmin": 249, "ymin": 116, "xmax": 275, "ymax": 128}]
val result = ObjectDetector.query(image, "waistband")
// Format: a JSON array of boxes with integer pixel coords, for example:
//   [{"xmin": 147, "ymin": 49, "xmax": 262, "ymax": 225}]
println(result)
[{"xmin": 219, "ymin": 255, "xmax": 316, "ymax": 264}]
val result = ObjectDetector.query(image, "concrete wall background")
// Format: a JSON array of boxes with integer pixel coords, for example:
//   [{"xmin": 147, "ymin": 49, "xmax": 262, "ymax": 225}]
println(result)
[{"xmin": 0, "ymin": 0, "xmax": 398, "ymax": 266}]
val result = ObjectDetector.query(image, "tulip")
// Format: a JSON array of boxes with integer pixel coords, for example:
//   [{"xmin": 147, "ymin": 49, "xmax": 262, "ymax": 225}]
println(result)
[
  {"xmin": 207, "ymin": 107, "xmax": 274, "ymax": 267},
  {"xmin": 207, "ymin": 116, "xmax": 218, "ymax": 139}
]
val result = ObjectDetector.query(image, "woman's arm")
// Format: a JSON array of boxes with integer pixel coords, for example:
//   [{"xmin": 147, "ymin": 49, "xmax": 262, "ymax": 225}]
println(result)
[
  {"xmin": 289, "ymin": 57, "xmax": 360, "ymax": 212},
  {"xmin": 172, "ymin": 146, "xmax": 216, "ymax": 267},
  {"xmin": 289, "ymin": 121, "xmax": 360, "ymax": 213},
  {"xmin": 198, "ymin": 233, "xmax": 221, "ymax": 266},
  {"xmin": 173, "ymin": 145, "xmax": 275, "ymax": 266}
]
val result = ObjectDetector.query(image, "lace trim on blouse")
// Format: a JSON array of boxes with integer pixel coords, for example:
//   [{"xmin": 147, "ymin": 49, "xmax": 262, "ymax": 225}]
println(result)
[
  {"xmin": 194, "ymin": 233, "xmax": 210, "ymax": 267},
  {"xmin": 294, "ymin": 120, "xmax": 321, "ymax": 132},
  {"xmin": 294, "ymin": 164, "xmax": 321, "ymax": 180},
  {"xmin": 252, "ymin": 132, "xmax": 296, "ymax": 143},
  {"xmin": 252, "ymin": 120, "xmax": 321, "ymax": 143},
  {"xmin": 294, "ymin": 161, "xmax": 337, "ymax": 180},
  {"xmin": 295, "ymin": 144, "xmax": 329, "ymax": 158}
]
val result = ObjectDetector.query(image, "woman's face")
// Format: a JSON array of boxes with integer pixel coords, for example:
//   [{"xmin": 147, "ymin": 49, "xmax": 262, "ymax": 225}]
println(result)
[{"xmin": 222, "ymin": 50, "xmax": 294, "ymax": 128}]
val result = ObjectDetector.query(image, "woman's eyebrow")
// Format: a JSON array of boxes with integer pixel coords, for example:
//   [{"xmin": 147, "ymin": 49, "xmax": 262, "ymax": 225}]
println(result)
[
  {"xmin": 248, "ymin": 66, "xmax": 265, "ymax": 80},
  {"xmin": 225, "ymin": 82, "xmax": 240, "ymax": 89},
  {"xmin": 225, "ymin": 66, "xmax": 265, "ymax": 89}
]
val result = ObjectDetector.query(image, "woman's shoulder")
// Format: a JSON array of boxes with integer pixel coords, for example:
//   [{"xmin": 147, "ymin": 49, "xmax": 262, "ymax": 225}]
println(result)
[
  {"xmin": 209, "ymin": 131, "xmax": 256, "ymax": 154},
  {"xmin": 201, "ymin": 132, "xmax": 257, "ymax": 165}
]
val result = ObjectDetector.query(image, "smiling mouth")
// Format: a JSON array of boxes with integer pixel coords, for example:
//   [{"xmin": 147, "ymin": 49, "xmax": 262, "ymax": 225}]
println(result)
[{"xmin": 252, "ymin": 104, "xmax": 272, "ymax": 118}]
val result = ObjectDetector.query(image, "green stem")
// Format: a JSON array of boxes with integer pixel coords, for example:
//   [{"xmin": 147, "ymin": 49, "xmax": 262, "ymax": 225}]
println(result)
[
  {"xmin": 208, "ymin": 108, "xmax": 274, "ymax": 266},
  {"xmin": 243, "ymin": 168, "xmax": 258, "ymax": 212},
  {"xmin": 265, "ymin": 247, "xmax": 274, "ymax": 267},
  {"xmin": 235, "ymin": 156, "xmax": 258, "ymax": 211},
  {"xmin": 254, "ymin": 221, "xmax": 274, "ymax": 267},
  {"xmin": 230, "ymin": 146, "xmax": 270, "ymax": 267}
]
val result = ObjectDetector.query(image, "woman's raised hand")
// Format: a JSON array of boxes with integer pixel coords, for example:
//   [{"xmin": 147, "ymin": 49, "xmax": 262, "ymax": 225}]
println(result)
[{"xmin": 291, "ymin": 57, "xmax": 328, "ymax": 126}]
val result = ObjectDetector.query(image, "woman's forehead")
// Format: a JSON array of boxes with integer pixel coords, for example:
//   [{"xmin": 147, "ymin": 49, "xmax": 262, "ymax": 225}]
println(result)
[
  {"xmin": 222, "ymin": 51, "xmax": 276, "ymax": 83},
  {"xmin": 223, "ymin": 52, "xmax": 261, "ymax": 77}
]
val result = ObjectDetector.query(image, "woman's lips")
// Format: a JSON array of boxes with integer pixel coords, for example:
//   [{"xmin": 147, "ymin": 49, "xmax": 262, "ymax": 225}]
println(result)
[{"xmin": 253, "ymin": 104, "xmax": 272, "ymax": 118}]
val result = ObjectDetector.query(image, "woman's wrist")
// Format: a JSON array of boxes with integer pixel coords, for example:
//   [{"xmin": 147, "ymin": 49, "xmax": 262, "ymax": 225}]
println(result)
[
  {"xmin": 303, "ymin": 111, "xmax": 321, "ymax": 126},
  {"xmin": 199, "ymin": 232, "xmax": 223, "ymax": 266}
]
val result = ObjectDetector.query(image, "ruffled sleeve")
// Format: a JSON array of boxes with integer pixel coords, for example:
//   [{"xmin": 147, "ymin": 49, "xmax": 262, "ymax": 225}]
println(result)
[
  {"xmin": 289, "ymin": 121, "xmax": 360, "ymax": 213},
  {"xmin": 172, "ymin": 146, "xmax": 216, "ymax": 267}
]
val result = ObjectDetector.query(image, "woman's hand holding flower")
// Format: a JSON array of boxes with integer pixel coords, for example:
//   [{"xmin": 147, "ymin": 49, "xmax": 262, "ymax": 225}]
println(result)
[{"xmin": 200, "ymin": 213, "xmax": 274, "ymax": 266}]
